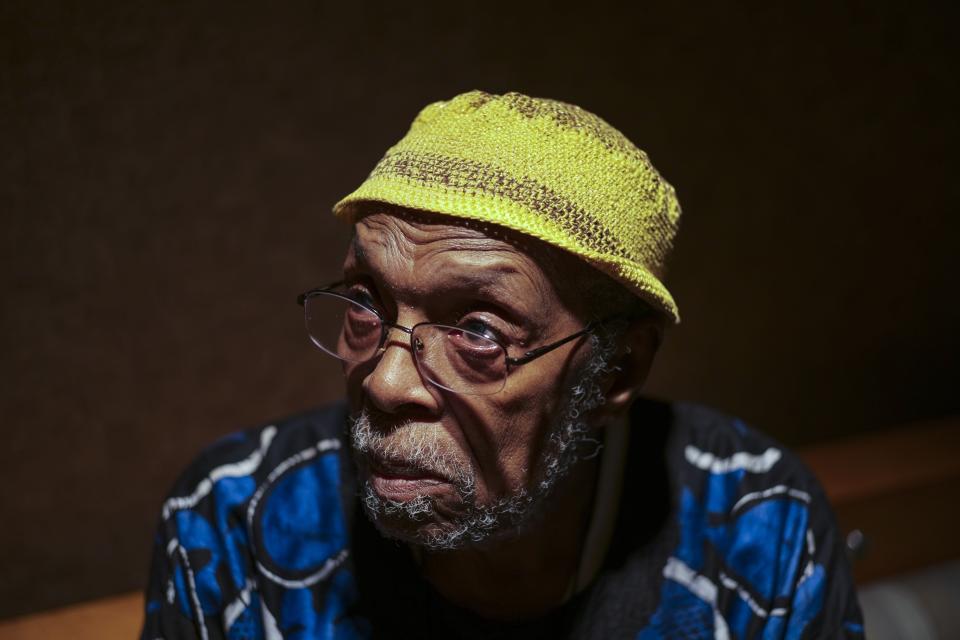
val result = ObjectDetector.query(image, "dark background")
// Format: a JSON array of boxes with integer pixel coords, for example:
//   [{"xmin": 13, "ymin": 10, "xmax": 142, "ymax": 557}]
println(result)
[{"xmin": 1, "ymin": 0, "xmax": 957, "ymax": 620}]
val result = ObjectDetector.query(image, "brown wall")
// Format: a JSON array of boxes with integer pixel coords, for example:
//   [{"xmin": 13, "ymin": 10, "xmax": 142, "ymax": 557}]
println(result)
[{"xmin": 1, "ymin": 1, "xmax": 957, "ymax": 619}]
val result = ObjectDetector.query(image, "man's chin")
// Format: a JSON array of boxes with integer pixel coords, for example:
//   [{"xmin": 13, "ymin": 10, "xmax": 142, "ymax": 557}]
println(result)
[
  {"xmin": 360, "ymin": 481, "xmax": 462, "ymax": 547},
  {"xmin": 367, "ymin": 511, "xmax": 450, "ymax": 546},
  {"xmin": 360, "ymin": 476, "xmax": 541, "ymax": 552}
]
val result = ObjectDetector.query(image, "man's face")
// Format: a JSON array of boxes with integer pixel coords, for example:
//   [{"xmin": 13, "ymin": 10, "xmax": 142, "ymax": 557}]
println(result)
[{"xmin": 341, "ymin": 210, "xmax": 608, "ymax": 549}]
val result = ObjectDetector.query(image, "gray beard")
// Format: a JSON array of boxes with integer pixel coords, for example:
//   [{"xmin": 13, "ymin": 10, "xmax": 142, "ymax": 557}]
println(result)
[{"xmin": 349, "ymin": 333, "xmax": 616, "ymax": 551}]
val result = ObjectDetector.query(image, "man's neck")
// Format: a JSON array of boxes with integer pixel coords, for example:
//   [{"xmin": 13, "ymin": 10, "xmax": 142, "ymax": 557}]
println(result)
[{"xmin": 415, "ymin": 455, "xmax": 601, "ymax": 622}]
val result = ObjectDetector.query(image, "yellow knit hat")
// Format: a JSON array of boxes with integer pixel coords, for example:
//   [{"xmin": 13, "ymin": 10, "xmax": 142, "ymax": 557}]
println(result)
[{"xmin": 333, "ymin": 90, "xmax": 682, "ymax": 323}]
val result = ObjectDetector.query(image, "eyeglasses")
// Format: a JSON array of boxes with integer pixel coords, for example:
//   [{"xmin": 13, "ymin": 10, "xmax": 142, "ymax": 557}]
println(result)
[{"xmin": 297, "ymin": 282, "xmax": 623, "ymax": 396}]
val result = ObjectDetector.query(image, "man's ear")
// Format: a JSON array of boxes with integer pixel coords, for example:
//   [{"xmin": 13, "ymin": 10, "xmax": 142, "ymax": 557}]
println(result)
[{"xmin": 596, "ymin": 318, "xmax": 664, "ymax": 420}]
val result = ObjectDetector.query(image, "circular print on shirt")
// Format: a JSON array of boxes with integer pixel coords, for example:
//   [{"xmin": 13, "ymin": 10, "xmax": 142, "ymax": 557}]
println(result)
[{"xmin": 251, "ymin": 450, "xmax": 347, "ymax": 581}]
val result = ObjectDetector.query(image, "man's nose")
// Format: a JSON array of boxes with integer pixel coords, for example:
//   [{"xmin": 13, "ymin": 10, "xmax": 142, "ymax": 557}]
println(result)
[{"xmin": 362, "ymin": 326, "xmax": 440, "ymax": 415}]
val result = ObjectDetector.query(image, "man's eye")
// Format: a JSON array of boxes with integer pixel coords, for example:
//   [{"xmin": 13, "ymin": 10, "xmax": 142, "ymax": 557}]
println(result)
[
  {"xmin": 346, "ymin": 287, "xmax": 377, "ymax": 310},
  {"xmin": 458, "ymin": 318, "xmax": 501, "ymax": 342}
]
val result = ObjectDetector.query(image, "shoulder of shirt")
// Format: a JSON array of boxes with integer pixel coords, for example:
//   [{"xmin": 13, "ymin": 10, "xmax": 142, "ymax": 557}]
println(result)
[
  {"xmin": 163, "ymin": 399, "xmax": 350, "ymax": 499},
  {"xmin": 636, "ymin": 397, "xmax": 827, "ymax": 495}
]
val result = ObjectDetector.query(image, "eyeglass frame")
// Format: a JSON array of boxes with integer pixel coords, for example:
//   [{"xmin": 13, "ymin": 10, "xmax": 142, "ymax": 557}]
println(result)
[{"xmin": 297, "ymin": 281, "xmax": 634, "ymax": 391}]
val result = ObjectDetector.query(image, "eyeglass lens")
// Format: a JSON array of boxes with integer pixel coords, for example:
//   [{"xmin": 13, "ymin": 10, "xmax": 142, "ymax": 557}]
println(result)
[{"xmin": 303, "ymin": 292, "xmax": 508, "ymax": 395}]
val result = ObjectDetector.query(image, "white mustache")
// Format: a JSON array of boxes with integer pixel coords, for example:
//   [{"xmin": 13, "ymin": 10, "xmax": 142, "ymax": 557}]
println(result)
[{"xmin": 349, "ymin": 409, "xmax": 474, "ymax": 492}]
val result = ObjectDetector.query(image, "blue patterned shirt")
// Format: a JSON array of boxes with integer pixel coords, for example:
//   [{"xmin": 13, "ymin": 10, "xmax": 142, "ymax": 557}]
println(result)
[{"xmin": 141, "ymin": 399, "xmax": 864, "ymax": 639}]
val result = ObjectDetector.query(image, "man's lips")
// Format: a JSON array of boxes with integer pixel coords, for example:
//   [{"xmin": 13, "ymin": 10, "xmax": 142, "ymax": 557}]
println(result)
[
  {"xmin": 367, "ymin": 456, "xmax": 448, "ymax": 482},
  {"xmin": 366, "ymin": 456, "xmax": 452, "ymax": 500}
]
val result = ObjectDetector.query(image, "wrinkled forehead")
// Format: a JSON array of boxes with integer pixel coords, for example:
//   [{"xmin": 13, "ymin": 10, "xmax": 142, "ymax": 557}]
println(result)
[
  {"xmin": 350, "ymin": 208, "xmax": 559, "ymax": 276},
  {"xmin": 345, "ymin": 206, "xmax": 611, "ymax": 322},
  {"xmin": 355, "ymin": 206, "xmax": 547, "ymax": 254}
]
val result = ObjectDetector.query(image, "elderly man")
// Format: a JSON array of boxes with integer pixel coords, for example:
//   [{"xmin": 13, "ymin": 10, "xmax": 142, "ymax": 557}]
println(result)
[{"xmin": 142, "ymin": 91, "xmax": 863, "ymax": 639}]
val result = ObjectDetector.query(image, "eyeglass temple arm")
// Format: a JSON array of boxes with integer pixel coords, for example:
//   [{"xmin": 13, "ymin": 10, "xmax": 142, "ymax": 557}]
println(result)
[
  {"xmin": 505, "ymin": 323, "xmax": 598, "ymax": 366},
  {"xmin": 505, "ymin": 310, "xmax": 644, "ymax": 366}
]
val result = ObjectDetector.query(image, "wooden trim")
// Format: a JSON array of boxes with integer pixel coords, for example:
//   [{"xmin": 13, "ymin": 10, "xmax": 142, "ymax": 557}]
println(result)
[
  {"xmin": 800, "ymin": 416, "xmax": 960, "ymax": 583},
  {"xmin": 0, "ymin": 592, "xmax": 142, "ymax": 639}
]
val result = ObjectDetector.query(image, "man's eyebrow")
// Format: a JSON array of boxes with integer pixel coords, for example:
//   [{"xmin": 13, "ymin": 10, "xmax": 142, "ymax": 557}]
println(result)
[
  {"xmin": 438, "ymin": 270, "xmax": 525, "ymax": 291},
  {"xmin": 433, "ymin": 266, "xmax": 549, "ymax": 316}
]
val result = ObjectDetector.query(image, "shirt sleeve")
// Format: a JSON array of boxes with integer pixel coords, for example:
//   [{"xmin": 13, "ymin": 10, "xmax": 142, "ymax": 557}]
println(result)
[
  {"xmin": 780, "ymin": 478, "xmax": 865, "ymax": 639},
  {"xmin": 140, "ymin": 518, "xmax": 212, "ymax": 640},
  {"xmin": 647, "ymin": 405, "xmax": 866, "ymax": 640},
  {"xmin": 138, "ymin": 407, "xmax": 354, "ymax": 640},
  {"xmin": 138, "ymin": 429, "xmax": 266, "ymax": 640}
]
